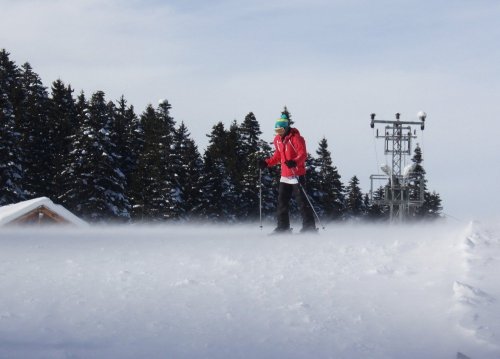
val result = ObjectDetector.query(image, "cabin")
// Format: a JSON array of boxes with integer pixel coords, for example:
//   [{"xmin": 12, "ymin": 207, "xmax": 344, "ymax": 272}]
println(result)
[{"xmin": 0, "ymin": 197, "xmax": 88, "ymax": 227}]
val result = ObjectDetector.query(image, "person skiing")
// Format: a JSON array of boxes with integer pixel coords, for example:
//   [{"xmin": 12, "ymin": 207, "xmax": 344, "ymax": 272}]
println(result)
[{"xmin": 258, "ymin": 113, "xmax": 317, "ymax": 233}]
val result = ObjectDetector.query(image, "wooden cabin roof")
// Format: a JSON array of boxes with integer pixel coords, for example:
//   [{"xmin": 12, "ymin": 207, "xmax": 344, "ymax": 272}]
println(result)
[{"xmin": 0, "ymin": 197, "xmax": 88, "ymax": 227}]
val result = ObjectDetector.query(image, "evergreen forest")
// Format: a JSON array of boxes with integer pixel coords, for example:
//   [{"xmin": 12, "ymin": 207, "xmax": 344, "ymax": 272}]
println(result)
[{"xmin": 0, "ymin": 49, "xmax": 443, "ymax": 223}]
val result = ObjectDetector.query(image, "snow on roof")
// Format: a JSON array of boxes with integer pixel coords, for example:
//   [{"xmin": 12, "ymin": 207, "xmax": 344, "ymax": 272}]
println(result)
[{"xmin": 0, "ymin": 197, "xmax": 88, "ymax": 227}]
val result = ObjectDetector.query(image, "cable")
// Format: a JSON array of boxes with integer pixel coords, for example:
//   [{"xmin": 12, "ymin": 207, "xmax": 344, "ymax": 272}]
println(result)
[{"xmin": 442, "ymin": 212, "xmax": 465, "ymax": 223}]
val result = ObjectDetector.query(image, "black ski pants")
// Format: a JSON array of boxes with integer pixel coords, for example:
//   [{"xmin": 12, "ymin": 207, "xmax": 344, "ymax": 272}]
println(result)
[{"xmin": 276, "ymin": 176, "xmax": 316, "ymax": 230}]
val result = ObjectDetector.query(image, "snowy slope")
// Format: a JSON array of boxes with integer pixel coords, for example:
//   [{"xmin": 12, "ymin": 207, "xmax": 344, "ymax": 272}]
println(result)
[{"xmin": 0, "ymin": 222, "xmax": 499, "ymax": 359}]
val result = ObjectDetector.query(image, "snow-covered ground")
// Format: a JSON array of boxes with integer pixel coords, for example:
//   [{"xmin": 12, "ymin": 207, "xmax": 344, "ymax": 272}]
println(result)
[{"xmin": 0, "ymin": 221, "xmax": 499, "ymax": 359}]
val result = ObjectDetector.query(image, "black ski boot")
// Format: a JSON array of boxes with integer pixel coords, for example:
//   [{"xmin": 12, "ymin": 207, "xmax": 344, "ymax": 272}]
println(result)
[
  {"xmin": 299, "ymin": 226, "xmax": 319, "ymax": 234},
  {"xmin": 269, "ymin": 227, "xmax": 293, "ymax": 236}
]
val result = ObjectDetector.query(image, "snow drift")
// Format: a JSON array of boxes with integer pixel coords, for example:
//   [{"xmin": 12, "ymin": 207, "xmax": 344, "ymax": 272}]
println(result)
[{"xmin": 0, "ymin": 221, "xmax": 499, "ymax": 359}]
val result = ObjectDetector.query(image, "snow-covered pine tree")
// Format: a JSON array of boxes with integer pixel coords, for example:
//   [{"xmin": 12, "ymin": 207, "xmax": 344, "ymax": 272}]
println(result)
[
  {"xmin": 156, "ymin": 99, "xmax": 176, "ymax": 151},
  {"xmin": 420, "ymin": 191, "xmax": 443, "ymax": 219},
  {"xmin": 236, "ymin": 112, "xmax": 279, "ymax": 221},
  {"xmin": 169, "ymin": 121, "xmax": 203, "ymax": 219},
  {"xmin": 366, "ymin": 186, "xmax": 389, "ymax": 221},
  {"xmin": 47, "ymin": 79, "xmax": 77, "ymax": 200},
  {"xmin": 157, "ymin": 99, "xmax": 179, "ymax": 217},
  {"xmin": 101, "ymin": 99, "xmax": 132, "ymax": 221},
  {"xmin": 408, "ymin": 144, "xmax": 426, "ymax": 208},
  {"xmin": 133, "ymin": 104, "xmax": 175, "ymax": 221},
  {"xmin": 109, "ymin": 96, "xmax": 137, "ymax": 180},
  {"xmin": 114, "ymin": 100, "xmax": 144, "ymax": 221},
  {"xmin": 18, "ymin": 62, "xmax": 51, "ymax": 198},
  {"xmin": 260, "ymin": 140, "xmax": 279, "ymax": 219},
  {"xmin": 58, "ymin": 91, "xmax": 130, "ymax": 221},
  {"xmin": 281, "ymin": 105, "xmax": 293, "ymax": 125},
  {"xmin": 312, "ymin": 138, "xmax": 345, "ymax": 221},
  {"xmin": 58, "ymin": 91, "xmax": 90, "ymax": 213},
  {"xmin": 0, "ymin": 49, "xmax": 27, "ymax": 204},
  {"xmin": 224, "ymin": 120, "xmax": 243, "ymax": 218},
  {"xmin": 156, "ymin": 100, "xmax": 175, "ymax": 142},
  {"xmin": 363, "ymin": 193, "xmax": 370, "ymax": 216},
  {"xmin": 198, "ymin": 152, "xmax": 235, "ymax": 221},
  {"xmin": 238, "ymin": 112, "xmax": 264, "ymax": 220},
  {"xmin": 345, "ymin": 175, "xmax": 364, "ymax": 219},
  {"xmin": 408, "ymin": 145, "xmax": 443, "ymax": 219},
  {"xmin": 197, "ymin": 122, "xmax": 236, "ymax": 221},
  {"xmin": 0, "ymin": 49, "xmax": 25, "ymax": 122}
]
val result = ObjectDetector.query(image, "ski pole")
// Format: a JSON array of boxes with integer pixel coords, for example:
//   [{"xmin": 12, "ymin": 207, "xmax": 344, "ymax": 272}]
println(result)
[
  {"xmin": 259, "ymin": 168, "xmax": 263, "ymax": 230},
  {"xmin": 291, "ymin": 168, "xmax": 325, "ymax": 230}
]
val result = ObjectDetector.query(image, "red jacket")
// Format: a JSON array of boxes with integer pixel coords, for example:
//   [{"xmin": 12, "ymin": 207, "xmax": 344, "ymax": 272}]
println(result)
[{"xmin": 266, "ymin": 128, "xmax": 307, "ymax": 177}]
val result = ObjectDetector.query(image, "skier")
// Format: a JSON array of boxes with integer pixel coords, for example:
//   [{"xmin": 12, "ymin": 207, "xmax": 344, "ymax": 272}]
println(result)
[{"xmin": 258, "ymin": 113, "xmax": 317, "ymax": 234}]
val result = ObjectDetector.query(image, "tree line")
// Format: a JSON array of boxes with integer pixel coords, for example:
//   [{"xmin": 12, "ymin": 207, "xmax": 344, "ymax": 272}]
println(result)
[{"xmin": 0, "ymin": 49, "xmax": 442, "ymax": 223}]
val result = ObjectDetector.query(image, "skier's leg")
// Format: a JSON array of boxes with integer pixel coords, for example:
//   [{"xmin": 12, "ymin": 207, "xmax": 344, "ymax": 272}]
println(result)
[
  {"xmin": 276, "ymin": 182, "xmax": 293, "ymax": 230},
  {"xmin": 293, "ymin": 176, "xmax": 316, "ymax": 230}
]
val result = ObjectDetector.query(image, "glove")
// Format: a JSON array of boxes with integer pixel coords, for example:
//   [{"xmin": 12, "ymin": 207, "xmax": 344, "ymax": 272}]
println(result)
[
  {"xmin": 258, "ymin": 159, "xmax": 268, "ymax": 170},
  {"xmin": 285, "ymin": 160, "xmax": 297, "ymax": 168}
]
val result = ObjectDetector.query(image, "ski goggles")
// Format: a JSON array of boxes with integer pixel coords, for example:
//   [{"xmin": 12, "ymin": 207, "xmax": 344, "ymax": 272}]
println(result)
[{"xmin": 274, "ymin": 127, "xmax": 286, "ymax": 135}]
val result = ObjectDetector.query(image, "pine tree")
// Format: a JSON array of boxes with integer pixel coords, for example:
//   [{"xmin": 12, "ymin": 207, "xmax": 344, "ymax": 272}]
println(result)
[
  {"xmin": 0, "ymin": 49, "xmax": 25, "ymax": 124},
  {"xmin": 420, "ymin": 191, "xmax": 443, "ymax": 219},
  {"xmin": 238, "ymin": 112, "xmax": 264, "ymax": 219},
  {"xmin": 256, "ymin": 139, "xmax": 279, "ymax": 221},
  {"xmin": 47, "ymin": 79, "xmax": 77, "ymax": 200},
  {"xmin": 58, "ymin": 91, "xmax": 90, "ymax": 214},
  {"xmin": 239, "ymin": 113, "xmax": 261, "ymax": 157},
  {"xmin": 281, "ymin": 106, "xmax": 293, "ymax": 125},
  {"xmin": 109, "ymin": 96, "xmax": 136, "ymax": 180},
  {"xmin": 18, "ymin": 62, "xmax": 51, "ymax": 198},
  {"xmin": 114, "ymin": 100, "xmax": 144, "ymax": 220},
  {"xmin": 156, "ymin": 99, "xmax": 179, "ymax": 218},
  {"xmin": 170, "ymin": 122, "xmax": 203, "ymax": 219},
  {"xmin": 197, "ymin": 122, "xmax": 237, "ymax": 221},
  {"xmin": 408, "ymin": 145, "xmax": 426, "ymax": 206},
  {"xmin": 312, "ymin": 138, "xmax": 345, "ymax": 221},
  {"xmin": 366, "ymin": 186, "xmax": 389, "ymax": 221},
  {"xmin": 59, "ymin": 91, "xmax": 130, "ymax": 221},
  {"xmin": 197, "ymin": 152, "xmax": 235, "ymax": 221},
  {"xmin": 156, "ymin": 99, "xmax": 176, "ymax": 153},
  {"xmin": 134, "ymin": 104, "xmax": 174, "ymax": 221},
  {"xmin": 0, "ymin": 49, "xmax": 26, "ymax": 204},
  {"xmin": 93, "ymin": 92, "xmax": 131, "ymax": 220},
  {"xmin": 408, "ymin": 145, "xmax": 443, "ymax": 219},
  {"xmin": 363, "ymin": 193, "xmax": 370, "ymax": 215},
  {"xmin": 346, "ymin": 175, "xmax": 364, "ymax": 218},
  {"xmin": 225, "ymin": 120, "xmax": 243, "ymax": 218}
]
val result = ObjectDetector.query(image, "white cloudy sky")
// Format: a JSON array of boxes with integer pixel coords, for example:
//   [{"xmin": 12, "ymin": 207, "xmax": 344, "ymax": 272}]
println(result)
[{"xmin": 1, "ymin": 0, "xmax": 499, "ymax": 220}]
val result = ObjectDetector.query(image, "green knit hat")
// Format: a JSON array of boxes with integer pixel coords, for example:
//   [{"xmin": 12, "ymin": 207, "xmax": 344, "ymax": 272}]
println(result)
[{"xmin": 275, "ymin": 113, "xmax": 289, "ymax": 130}]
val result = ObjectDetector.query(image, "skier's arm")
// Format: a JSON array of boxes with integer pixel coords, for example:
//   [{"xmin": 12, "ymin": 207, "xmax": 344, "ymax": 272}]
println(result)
[{"xmin": 266, "ymin": 148, "xmax": 281, "ymax": 167}]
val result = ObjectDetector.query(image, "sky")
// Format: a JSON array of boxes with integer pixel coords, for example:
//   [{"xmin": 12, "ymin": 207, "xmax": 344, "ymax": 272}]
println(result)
[{"xmin": 1, "ymin": 0, "xmax": 499, "ymax": 220}]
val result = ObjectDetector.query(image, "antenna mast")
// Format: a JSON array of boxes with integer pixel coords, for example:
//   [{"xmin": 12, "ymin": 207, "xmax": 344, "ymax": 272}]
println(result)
[{"xmin": 369, "ymin": 112, "xmax": 427, "ymax": 221}]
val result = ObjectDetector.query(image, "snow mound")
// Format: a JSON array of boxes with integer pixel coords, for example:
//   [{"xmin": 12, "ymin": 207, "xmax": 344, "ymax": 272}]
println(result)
[
  {"xmin": 453, "ymin": 221, "xmax": 500, "ymax": 351},
  {"xmin": 453, "ymin": 281, "xmax": 495, "ymax": 306}
]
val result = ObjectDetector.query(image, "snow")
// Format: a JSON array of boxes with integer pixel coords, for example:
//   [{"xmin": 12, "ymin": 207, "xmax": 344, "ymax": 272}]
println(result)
[{"xmin": 0, "ymin": 221, "xmax": 499, "ymax": 359}]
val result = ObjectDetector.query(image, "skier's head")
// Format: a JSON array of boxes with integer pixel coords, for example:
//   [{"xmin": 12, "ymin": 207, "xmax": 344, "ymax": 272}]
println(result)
[{"xmin": 275, "ymin": 114, "xmax": 290, "ymax": 136}]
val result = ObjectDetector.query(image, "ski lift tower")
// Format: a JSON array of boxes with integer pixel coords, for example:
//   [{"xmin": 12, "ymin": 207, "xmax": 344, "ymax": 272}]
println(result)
[{"xmin": 369, "ymin": 112, "xmax": 427, "ymax": 222}]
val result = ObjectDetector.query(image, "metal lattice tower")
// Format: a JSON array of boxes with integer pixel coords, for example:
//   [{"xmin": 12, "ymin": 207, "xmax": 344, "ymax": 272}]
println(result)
[{"xmin": 369, "ymin": 112, "xmax": 427, "ymax": 222}]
